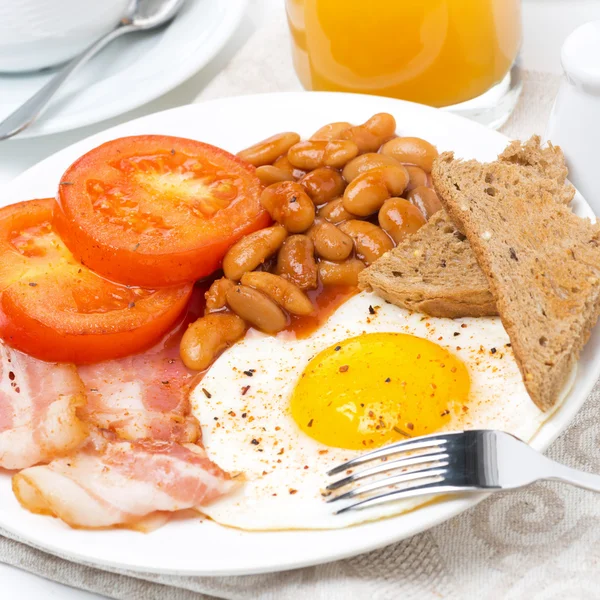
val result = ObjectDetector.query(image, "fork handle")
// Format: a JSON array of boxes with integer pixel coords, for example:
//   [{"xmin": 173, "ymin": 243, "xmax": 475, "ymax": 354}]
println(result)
[
  {"xmin": 547, "ymin": 463, "xmax": 600, "ymax": 492},
  {"xmin": 0, "ymin": 23, "xmax": 135, "ymax": 141}
]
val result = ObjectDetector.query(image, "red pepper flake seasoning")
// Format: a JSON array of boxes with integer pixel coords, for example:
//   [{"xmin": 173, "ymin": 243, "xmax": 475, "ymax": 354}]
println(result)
[
  {"xmin": 241, "ymin": 412, "xmax": 247, "ymax": 418},
  {"xmin": 440, "ymin": 409, "xmax": 450, "ymax": 417},
  {"xmin": 248, "ymin": 416, "xmax": 255, "ymax": 422},
  {"xmin": 461, "ymin": 323, "xmax": 467, "ymax": 328},
  {"xmin": 416, "ymin": 354, "xmax": 421, "ymax": 359},
  {"xmin": 462, "ymin": 405, "xmax": 469, "ymax": 412},
  {"xmin": 450, "ymin": 367, "xmax": 457, "ymax": 373},
  {"xmin": 307, "ymin": 419, "xmax": 314, "ymax": 427},
  {"xmin": 275, "ymin": 426, "xmax": 280, "ymax": 431},
  {"xmin": 454, "ymin": 332, "xmax": 460, "ymax": 337},
  {"xmin": 368, "ymin": 410, "xmax": 375, "ymax": 417},
  {"xmin": 278, "ymin": 448, "xmax": 285, "ymax": 455},
  {"xmin": 229, "ymin": 411, "xmax": 236, "ymax": 417},
  {"xmin": 407, "ymin": 422, "xmax": 414, "ymax": 431},
  {"xmin": 318, "ymin": 449, "xmax": 328, "ymax": 455},
  {"xmin": 243, "ymin": 370, "xmax": 254, "ymax": 377},
  {"xmin": 14, "ymin": 387, "xmax": 20, "ymax": 394},
  {"xmin": 339, "ymin": 365, "xmax": 349, "ymax": 373},
  {"xmin": 8, "ymin": 372, "xmax": 14, "ymax": 381},
  {"xmin": 304, "ymin": 465, "xmax": 309, "ymax": 470},
  {"xmin": 251, "ymin": 439, "xmax": 260, "ymax": 445},
  {"xmin": 368, "ymin": 305, "xmax": 375, "ymax": 315},
  {"xmin": 202, "ymin": 388, "xmax": 212, "ymax": 398},
  {"xmin": 506, "ymin": 343, "xmax": 512, "ymax": 347},
  {"xmin": 289, "ymin": 489, "xmax": 298, "ymax": 495},
  {"xmin": 241, "ymin": 385, "xmax": 250, "ymax": 395}
]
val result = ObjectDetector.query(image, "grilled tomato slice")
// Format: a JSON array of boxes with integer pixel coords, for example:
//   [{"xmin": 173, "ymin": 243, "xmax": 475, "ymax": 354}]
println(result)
[
  {"xmin": 54, "ymin": 135, "xmax": 269, "ymax": 287},
  {"xmin": 0, "ymin": 199, "xmax": 192, "ymax": 364}
]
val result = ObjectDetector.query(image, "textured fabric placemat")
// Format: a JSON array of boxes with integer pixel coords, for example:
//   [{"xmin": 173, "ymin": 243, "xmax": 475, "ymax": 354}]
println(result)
[{"xmin": 3, "ymin": 6, "xmax": 593, "ymax": 600}]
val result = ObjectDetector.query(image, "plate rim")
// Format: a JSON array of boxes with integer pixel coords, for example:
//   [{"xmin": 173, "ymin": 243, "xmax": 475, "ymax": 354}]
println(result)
[
  {"xmin": 0, "ymin": 0, "xmax": 248, "ymax": 139},
  {"xmin": 0, "ymin": 90, "xmax": 598, "ymax": 576}
]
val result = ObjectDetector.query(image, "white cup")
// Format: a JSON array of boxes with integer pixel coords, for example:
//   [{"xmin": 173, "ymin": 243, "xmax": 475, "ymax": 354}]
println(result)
[
  {"xmin": 0, "ymin": 0, "xmax": 131, "ymax": 73},
  {"xmin": 545, "ymin": 20, "xmax": 600, "ymax": 214}
]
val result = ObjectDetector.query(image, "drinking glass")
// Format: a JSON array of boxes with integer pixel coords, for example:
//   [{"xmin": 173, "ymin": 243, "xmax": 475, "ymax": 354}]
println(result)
[{"xmin": 285, "ymin": 0, "xmax": 522, "ymax": 129}]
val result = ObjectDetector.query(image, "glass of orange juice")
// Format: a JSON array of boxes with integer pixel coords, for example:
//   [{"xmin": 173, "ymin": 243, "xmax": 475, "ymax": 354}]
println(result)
[{"xmin": 285, "ymin": 0, "xmax": 522, "ymax": 128}]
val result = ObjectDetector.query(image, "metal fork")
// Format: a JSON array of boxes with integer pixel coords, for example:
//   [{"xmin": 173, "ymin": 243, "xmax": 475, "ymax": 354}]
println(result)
[{"xmin": 327, "ymin": 430, "xmax": 600, "ymax": 514}]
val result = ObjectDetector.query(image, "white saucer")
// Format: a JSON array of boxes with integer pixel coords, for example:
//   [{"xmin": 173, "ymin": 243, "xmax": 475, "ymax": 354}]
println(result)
[
  {"xmin": 0, "ymin": 0, "xmax": 247, "ymax": 139},
  {"xmin": 0, "ymin": 92, "xmax": 597, "ymax": 577}
]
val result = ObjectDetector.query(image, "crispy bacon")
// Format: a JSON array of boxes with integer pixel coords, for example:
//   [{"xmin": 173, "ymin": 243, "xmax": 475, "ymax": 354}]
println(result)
[
  {"xmin": 77, "ymin": 339, "xmax": 200, "ymax": 443},
  {"xmin": 12, "ymin": 432, "xmax": 236, "ymax": 528},
  {"xmin": 0, "ymin": 343, "xmax": 87, "ymax": 470}
]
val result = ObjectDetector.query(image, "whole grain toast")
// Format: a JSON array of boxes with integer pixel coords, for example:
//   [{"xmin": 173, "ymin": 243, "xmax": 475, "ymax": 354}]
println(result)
[
  {"xmin": 433, "ymin": 151, "xmax": 600, "ymax": 411},
  {"xmin": 360, "ymin": 136, "xmax": 572, "ymax": 319},
  {"xmin": 359, "ymin": 211, "xmax": 497, "ymax": 318}
]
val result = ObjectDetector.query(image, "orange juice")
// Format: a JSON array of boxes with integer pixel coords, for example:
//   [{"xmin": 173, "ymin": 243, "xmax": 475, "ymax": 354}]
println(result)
[{"xmin": 286, "ymin": 0, "xmax": 521, "ymax": 107}]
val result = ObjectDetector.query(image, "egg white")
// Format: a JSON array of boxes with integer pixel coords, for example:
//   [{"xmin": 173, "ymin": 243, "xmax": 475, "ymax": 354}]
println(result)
[{"xmin": 192, "ymin": 291, "xmax": 571, "ymax": 530}]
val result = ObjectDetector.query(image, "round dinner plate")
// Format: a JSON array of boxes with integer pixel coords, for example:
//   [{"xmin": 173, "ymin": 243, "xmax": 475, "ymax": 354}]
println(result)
[
  {"xmin": 0, "ymin": 92, "xmax": 598, "ymax": 576},
  {"xmin": 0, "ymin": 0, "xmax": 247, "ymax": 139}
]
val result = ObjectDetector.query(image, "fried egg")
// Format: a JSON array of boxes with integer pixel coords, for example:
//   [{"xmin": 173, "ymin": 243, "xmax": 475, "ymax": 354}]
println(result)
[{"xmin": 191, "ymin": 292, "xmax": 572, "ymax": 530}]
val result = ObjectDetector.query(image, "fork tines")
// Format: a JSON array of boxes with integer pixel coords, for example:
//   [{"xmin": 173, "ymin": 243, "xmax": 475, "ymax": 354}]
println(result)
[{"xmin": 327, "ymin": 432, "xmax": 458, "ymax": 514}]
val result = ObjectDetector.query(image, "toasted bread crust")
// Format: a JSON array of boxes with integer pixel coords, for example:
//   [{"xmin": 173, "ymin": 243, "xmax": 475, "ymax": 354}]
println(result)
[
  {"xmin": 360, "ymin": 137, "xmax": 572, "ymax": 320},
  {"xmin": 359, "ymin": 211, "xmax": 497, "ymax": 318},
  {"xmin": 433, "ymin": 151, "xmax": 600, "ymax": 411}
]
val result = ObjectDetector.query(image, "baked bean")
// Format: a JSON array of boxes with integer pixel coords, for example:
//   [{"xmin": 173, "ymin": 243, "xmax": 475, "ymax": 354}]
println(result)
[
  {"xmin": 318, "ymin": 259, "xmax": 365, "ymax": 287},
  {"xmin": 309, "ymin": 219, "xmax": 353, "ymax": 261},
  {"xmin": 299, "ymin": 167, "xmax": 346, "ymax": 205},
  {"xmin": 342, "ymin": 164, "xmax": 409, "ymax": 216},
  {"xmin": 237, "ymin": 132, "xmax": 300, "ymax": 167},
  {"xmin": 378, "ymin": 198, "xmax": 427, "ymax": 244},
  {"xmin": 241, "ymin": 271, "xmax": 314, "ymax": 316},
  {"xmin": 256, "ymin": 165, "xmax": 295, "ymax": 186},
  {"xmin": 339, "ymin": 220, "xmax": 394, "ymax": 265},
  {"xmin": 180, "ymin": 313, "xmax": 246, "ymax": 371},
  {"xmin": 406, "ymin": 186, "xmax": 443, "ymax": 220},
  {"xmin": 287, "ymin": 140, "xmax": 359, "ymax": 170},
  {"xmin": 381, "ymin": 137, "xmax": 439, "ymax": 173},
  {"xmin": 317, "ymin": 197, "xmax": 353, "ymax": 224},
  {"xmin": 404, "ymin": 165, "xmax": 429, "ymax": 192},
  {"xmin": 222, "ymin": 224, "xmax": 287, "ymax": 281},
  {"xmin": 273, "ymin": 155, "xmax": 306, "ymax": 180},
  {"xmin": 260, "ymin": 181, "xmax": 315, "ymax": 233},
  {"xmin": 226, "ymin": 285, "xmax": 287, "ymax": 333},
  {"xmin": 204, "ymin": 277, "xmax": 235, "ymax": 313},
  {"xmin": 342, "ymin": 153, "xmax": 401, "ymax": 182},
  {"xmin": 276, "ymin": 234, "xmax": 318, "ymax": 290},
  {"xmin": 340, "ymin": 113, "xmax": 397, "ymax": 153},
  {"xmin": 310, "ymin": 121, "xmax": 352, "ymax": 141}
]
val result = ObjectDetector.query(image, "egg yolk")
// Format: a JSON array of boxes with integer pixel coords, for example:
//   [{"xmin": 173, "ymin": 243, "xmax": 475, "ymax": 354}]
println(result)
[{"xmin": 290, "ymin": 332, "xmax": 470, "ymax": 450}]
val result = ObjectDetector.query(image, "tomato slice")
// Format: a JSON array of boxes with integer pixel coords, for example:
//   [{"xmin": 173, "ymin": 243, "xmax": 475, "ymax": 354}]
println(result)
[
  {"xmin": 54, "ymin": 135, "xmax": 269, "ymax": 287},
  {"xmin": 0, "ymin": 199, "xmax": 192, "ymax": 364}
]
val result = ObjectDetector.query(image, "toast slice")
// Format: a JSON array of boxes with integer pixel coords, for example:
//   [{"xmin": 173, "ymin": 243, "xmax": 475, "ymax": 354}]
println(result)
[
  {"xmin": 360, "ymin": 137, "xmax": 572, "ymax": 319},
  {"xmin": 359, "ymin": 211, "xmax": 497, "ymax": 318},
  {"xmin": 433, "ymin": 151, "xmax": 600, "ymax": 411}
]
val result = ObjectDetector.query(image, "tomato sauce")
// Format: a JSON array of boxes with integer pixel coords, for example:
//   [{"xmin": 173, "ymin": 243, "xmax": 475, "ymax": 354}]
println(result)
[{"xmin": 284, "ymin": 283, "xmax": 357, "ymax": 338}]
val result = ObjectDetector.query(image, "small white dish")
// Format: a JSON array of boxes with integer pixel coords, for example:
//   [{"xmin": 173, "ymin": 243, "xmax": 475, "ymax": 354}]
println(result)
[
  {"xmin": 0, "ymin": 0, "xmax": 247, "ymax": 139},
  {"xmin": 545, "ymin": 20, "xmax": 600, "ymax": 213},
  {"xmin": 0, "ymin": 0, "xmax": 129, "ymax": 72},
  {"xmin": 0, "ymin": 91, "xmax": 598, "ymax": 577}
]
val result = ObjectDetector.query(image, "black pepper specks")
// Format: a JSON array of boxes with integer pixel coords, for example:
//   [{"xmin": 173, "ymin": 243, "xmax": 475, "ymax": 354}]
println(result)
[{"xmin": 509, "ymin": 247, "xmax": 518, "ymax": 261}]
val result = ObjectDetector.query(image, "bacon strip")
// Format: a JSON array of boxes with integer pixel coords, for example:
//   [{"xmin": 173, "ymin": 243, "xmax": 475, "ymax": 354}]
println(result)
[
  {"xmin": 0, "ymin": 343, "xmax": 87, "ymax": 470},
  {"xmin": 78, "ymin": 340, "xmax": 200, "ymax": 443},
  {"xmin": 13, "ymin": 432, "xmax": 237, "ymax": 528}
]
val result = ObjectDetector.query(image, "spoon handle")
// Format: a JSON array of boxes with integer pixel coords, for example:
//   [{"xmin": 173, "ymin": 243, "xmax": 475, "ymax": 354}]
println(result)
[{"xmin": 0, "ymin": 23, "xmax": 135, "ymax": 141}]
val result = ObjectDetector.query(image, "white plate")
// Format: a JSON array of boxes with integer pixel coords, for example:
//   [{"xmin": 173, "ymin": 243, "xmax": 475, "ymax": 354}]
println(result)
[
  {"xmin": 0, "ymin": 92, "xmax": 598, "ymax": 576},
  {"xmin": 0, "ymin": 0, "xmax": 246, "ymax": 139}
]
